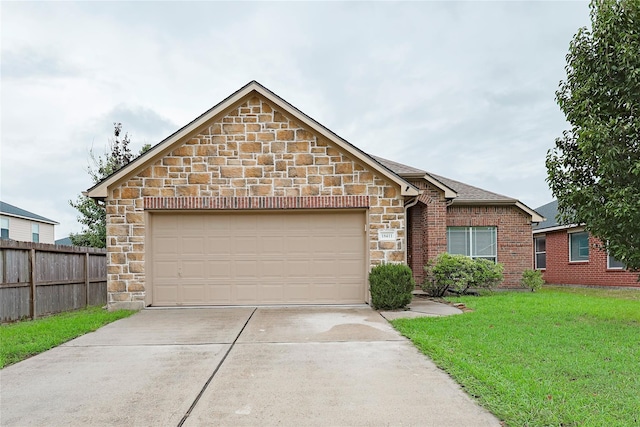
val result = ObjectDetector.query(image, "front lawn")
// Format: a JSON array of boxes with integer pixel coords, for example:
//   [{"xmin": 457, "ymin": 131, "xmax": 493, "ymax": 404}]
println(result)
[
  {"xmin": 392, "ymin": 287, "xmax": 640, "ymax": 427},
  {"xmin": 0, "ymin": 306, "xmax": 135, "ymax": 368}
]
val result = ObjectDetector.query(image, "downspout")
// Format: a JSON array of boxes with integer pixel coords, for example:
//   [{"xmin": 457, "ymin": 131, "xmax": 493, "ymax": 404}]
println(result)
[{"xmin": 403, "ymin": 195, "xmax": 420, "ymax": 264}]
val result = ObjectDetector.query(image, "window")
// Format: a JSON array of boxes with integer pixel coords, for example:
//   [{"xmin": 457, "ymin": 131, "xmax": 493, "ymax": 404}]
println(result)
[
  {"xmin": 607, "ymin": 253, "xmax": 625, "ymax": 270},
  {"xmin": 1, "ymin": 217, "xmax": 8, "ymax": 239},
  {"xmin": 569, "ymin": 231, "xmax": 589, "ymax": 262},
  {"xmin": 447, "ymin": 226, "xmax": 497, "ymax": 262},
  {"xmin": 31, "ymin": 223, "xmax": 39, "ymax": 243},
  {"xmin": 534, "ymin": 236, "xmax": 546, "ymax": 269}
]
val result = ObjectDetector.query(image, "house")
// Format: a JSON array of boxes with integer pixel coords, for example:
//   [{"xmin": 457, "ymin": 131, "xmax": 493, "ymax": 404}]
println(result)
[
  {"xmin": 86, "ymin": 81, "xmax": 543, "ymax": 310},
  {"xmin": 533, "ymin": 200, "xmax": 639, "ymax": 287},
  {"xmin": 55, "ymin": 237, "xmax": 73, "ymax": 246},
  {"xmin": 0, "ymin": 201, "xmax": 58, "ymax": 244}
]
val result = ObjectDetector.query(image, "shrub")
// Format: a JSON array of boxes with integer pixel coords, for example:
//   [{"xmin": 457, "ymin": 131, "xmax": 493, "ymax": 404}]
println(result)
[
  {"xmin": 422, "ymin": 253, "xmax": 473, "ymax": 297},
  {"xmin": 422, "ymin": 254, "xmax": 504, "ymax": 297},
  {"xmin": 521, "ymin": 269, "xmax": 544, "ymax": 292},
  {"xmin": 369, "ymin": 263, "xmax": 415, "ymax": 310},
  {"xmin": 468, "ymin": 258, "xmax": 504, "ymax": 290}
]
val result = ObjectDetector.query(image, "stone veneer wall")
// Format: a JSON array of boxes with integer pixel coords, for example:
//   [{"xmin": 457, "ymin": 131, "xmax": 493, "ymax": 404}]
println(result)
[{"xmin": 105, "ymin": 95, "xmax": 406, "ymax": 308}]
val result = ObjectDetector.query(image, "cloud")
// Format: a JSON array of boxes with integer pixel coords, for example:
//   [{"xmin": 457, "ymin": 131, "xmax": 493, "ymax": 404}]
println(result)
[{"xmin": 1, "ymin": 0, "xmax": 590, "ymax": 237}]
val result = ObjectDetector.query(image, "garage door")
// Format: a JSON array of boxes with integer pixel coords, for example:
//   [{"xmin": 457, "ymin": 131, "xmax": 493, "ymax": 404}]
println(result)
[{"xmin": 149, "ymin": 211, "xmax": 366, "ymax": 306}]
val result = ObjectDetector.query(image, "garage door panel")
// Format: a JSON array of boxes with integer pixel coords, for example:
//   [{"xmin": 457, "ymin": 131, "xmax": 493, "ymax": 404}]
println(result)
[
  {"xmin": 235, "ymin": 283, "xmax": 258, "ymax": 303},
  {"xmin": 154, "ymin": 237, "xmax": 179, "ymax": 256},
  {"xmin": 260, "ymin": 236, "xmax": 284, "ymax": 254},
  {"xmin": 150, "ymin": 211, "xmax": 366, "ymax": 306},
  {"xmin": 155, "ymin": 261, "xmax": 179, "ymax": 278},
  {"xmin": 262, "ymin": 260, "xmax": 285, "ymax": 278},
  {"xmin": 182, "ymin": 285, "xmax": 207, "ymax": 303},
  {"xmin": 154, "ymin": 285, "xmax": 178, "ymax": 305},
  {"xmin": 181, "ymin": 237, "xmax": 205, "ymax": 255},
  {"xmin": 182, "ymin": 261, "xmax": 205, "ymax": 279},
  {"xmin": 210, "ymin": 285, "xmax": 232, "ymax": 303},
  {"xmin": 206, "ymin": 236, "xmax": 232, "ymax": 254},
  {"xmin": 259, "ymin": 284, "xmax": 285, "ymax": 303}
]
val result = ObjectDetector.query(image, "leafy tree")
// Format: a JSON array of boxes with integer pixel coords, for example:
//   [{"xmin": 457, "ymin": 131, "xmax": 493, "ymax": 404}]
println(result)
[
  {"xmin": 546, "ymin": 0, "xmax": 640, "ymax": 270},
  {"xmin": 69, "ymin": 123, "xmax": 147, "ymax": 247}
]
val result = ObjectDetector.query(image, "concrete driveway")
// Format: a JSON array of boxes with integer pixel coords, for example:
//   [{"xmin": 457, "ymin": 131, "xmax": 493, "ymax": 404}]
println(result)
[{"xmin": 0, "ymin": 306, "xmax": 500, "ymax": 426}]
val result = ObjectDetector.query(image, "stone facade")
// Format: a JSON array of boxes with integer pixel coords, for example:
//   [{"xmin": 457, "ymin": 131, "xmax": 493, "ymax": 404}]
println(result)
[{"xmin": 105, "ymin": 95, "xmax": 406, "ymax": 307}]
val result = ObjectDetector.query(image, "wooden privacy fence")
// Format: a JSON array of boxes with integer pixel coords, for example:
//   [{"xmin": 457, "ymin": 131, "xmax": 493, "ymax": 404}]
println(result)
[{"xmin": 0, "ymin": 240, "xmax": 107, "ymax": 323}]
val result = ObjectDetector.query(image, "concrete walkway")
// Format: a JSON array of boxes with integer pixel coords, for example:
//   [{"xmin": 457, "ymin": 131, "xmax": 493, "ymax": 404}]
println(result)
[
  {"xmin": 380, "ymin": 298, "xmax": 464, "ymax": 320},
  {"xmin": 0, "ymin": 306, "xmax": 499, "ymax": 426}
]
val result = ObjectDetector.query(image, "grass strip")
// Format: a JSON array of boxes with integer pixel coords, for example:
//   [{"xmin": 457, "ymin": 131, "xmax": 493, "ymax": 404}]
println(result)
[
  {"xmin": 0, "ymin": 306, "xmax": 135, "ymax": 368},
  {"xmin": 392, "ymin": 288, "xmax": 640, "ymax": 427}
]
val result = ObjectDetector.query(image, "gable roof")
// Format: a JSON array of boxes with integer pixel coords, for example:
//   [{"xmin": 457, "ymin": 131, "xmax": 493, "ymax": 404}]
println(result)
[
  {"xmin": 86, "ymin": 81, "xmax": 419, "ymax": 199},
  {"xmin": 373, "ymin": 156, "xmax": 544, "ymax": 222},
  {"xmin": 371, "ymin": 156, "xmax": 457, "ymax": 198},
  {"xmin": 0, "ymin": 201, "xmax": 59, "ymax": 225},
  {"xmin": 428, "ymin": 173, "xmax": 515, "ymax": 202}
]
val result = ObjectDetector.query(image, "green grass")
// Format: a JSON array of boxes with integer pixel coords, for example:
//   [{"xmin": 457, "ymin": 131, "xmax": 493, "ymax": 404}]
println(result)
[
  {"xmin": 392, "ymin": 287, "xmax": 640, "ymax": 427},
  {"xmin": 0, "ymin": 306, "xmax": 135, "ymax": 368}
]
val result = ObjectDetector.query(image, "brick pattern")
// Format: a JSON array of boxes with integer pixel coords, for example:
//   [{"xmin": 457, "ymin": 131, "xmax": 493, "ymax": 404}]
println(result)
[
  {"xmin": 143, "ymin": 195, "xmax": 370, "ymax": 210},
  {"xmin": 541, "ymin": 230, "xmax": 639, "ymax": 287},
  {"xmin": 106, "ymin": 95, "xmax": 405, "ymax": 306},
  {"xmin": 446, "ymin": 205, "xmax": 533, "ymax": 288},
  {"xmin": 407, "ymin": 180, "xmax": 447, "ymax": 285}
]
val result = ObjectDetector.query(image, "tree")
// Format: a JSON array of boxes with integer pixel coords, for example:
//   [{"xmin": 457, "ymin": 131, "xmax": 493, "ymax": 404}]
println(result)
[
  {"xmin": 546, "ymin": 0, "xmax": 640, "ymax": 270},
  {"xmin": 69, "ymin": 123, "xmax": 143, "ymax": 247}
]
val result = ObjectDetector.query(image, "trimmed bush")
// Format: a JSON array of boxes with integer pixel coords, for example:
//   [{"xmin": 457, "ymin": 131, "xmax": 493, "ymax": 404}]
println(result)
[
  {"xmin": 422, "ymin": 253, "xmax": 504, "ymax": 297},
  {"xmin": 521, "ymin": 269, "xmax": 544, "ymax": 292},
  {"xmin": 369, "ymin": 263, "xmax": 415, "ymax": 310},
  {"xmin": 468, "ymin": 258, "xmax": 504, "ymax": 290},
  {"xmin": 422, "ymin": 254, "xmax": 473, "ymax": 297}
]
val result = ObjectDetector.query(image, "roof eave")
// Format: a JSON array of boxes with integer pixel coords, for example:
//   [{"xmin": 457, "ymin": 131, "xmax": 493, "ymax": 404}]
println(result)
[
  {"xmin": 533, "ymin": 223, "xmax": 582, "ymax": 234},
  {"xmin": 422, "ymin": 175, "xmax": 457, "ymax": 199},
  {"xmin": 449, "ymin": 199, "xmax": 545, "ymax": 222},
  {"xmin": 0, "ymin": 212, "xmax": 59, "ymax": 225}
]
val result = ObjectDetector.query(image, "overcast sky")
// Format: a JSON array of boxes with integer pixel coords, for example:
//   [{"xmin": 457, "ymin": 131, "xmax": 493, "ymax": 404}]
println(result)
[{"xmin": 1, "ymin": 1, "xmax": 590, "ymax": 239}]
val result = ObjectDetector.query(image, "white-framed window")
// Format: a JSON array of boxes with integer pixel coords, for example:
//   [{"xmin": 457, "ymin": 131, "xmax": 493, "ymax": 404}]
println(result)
[
  {"xmin": 607, "ymin": 253, "xmax": 625, "ymax": 270},
  {"xmin": 447, "ymin": 226, "xmax": 497, "ymax": 262},
  {"xmin": 534, "ymin": 235, "xmax": 546, "ymax": 269},
  {"xmin": 569, "ymin": 231, "xmax": 589, "ymax": 262},
  {"xmin": 31, "ymin": 223, "xmax": 39, "ymax": 243},
  {"xmin": 1, "ymin": 217, "xmax": 9, "ymax": 239}
]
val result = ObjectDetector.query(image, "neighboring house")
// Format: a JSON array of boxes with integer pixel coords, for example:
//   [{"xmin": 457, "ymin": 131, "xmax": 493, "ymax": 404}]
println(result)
[
  {"xmin": 55, "ymin": 237, "xmax": 73, "ymax": 246},
  {"xmin": 0, "ymin": 201, "xmax": 58, "ymax": 244},
  {"xmin": 86, "ymin": 81, "xmax": 543, "ymax": 310},
  {"xmin": 533, "ymin": 200, "xmax": 639, "ymax": 287}
]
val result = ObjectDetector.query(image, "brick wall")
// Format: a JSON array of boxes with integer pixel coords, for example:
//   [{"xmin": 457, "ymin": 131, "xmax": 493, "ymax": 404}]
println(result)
[
  {"xmin": 106, "ymin": 95, "xmax": 406, "ymax": 307},
  {"xmin": 407, "ymin": 181, "xmax": 447, "ymax": 285},
  {"xmin": 541, "ymin": 230, "xmax": 639, "ymax": 287},
  {"xmin": 447, "ymin": 205, "xmax": 533, "ymax": 287}
]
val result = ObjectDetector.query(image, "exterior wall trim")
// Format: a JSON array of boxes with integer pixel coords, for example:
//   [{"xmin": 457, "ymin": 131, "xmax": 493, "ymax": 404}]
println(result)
[{"xmin": 143, "ymin": 196, "xmax": 370, "ymax": 210}]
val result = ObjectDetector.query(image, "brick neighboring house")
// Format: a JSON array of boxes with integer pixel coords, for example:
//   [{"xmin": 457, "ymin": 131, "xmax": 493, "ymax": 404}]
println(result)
[
  {"xmin": 0, "ymin": 201, "xmax": 58, "ymax": 244},
  {"xmin": 86, "ymin": 81, "xmax": 543, "ymax": 310},
  {"xmin": 533, "ymin": 200, "xmax": 639, "ymax": 287}
]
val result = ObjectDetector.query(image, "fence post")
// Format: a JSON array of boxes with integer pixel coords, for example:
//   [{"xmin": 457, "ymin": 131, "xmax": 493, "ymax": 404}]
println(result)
[
  {"xmin": 29, "ymin": 248, "xmax": 37, "ymax": 320},
  {"xmin": 85, "ymin": 253, "xmax": 90, "ymax": 308}
]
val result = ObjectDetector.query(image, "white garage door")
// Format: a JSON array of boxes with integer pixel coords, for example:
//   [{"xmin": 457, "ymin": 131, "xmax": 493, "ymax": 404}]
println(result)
[{"xmin": 149, "ymin": 211, "xmax": 366, "ymax": 306}]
